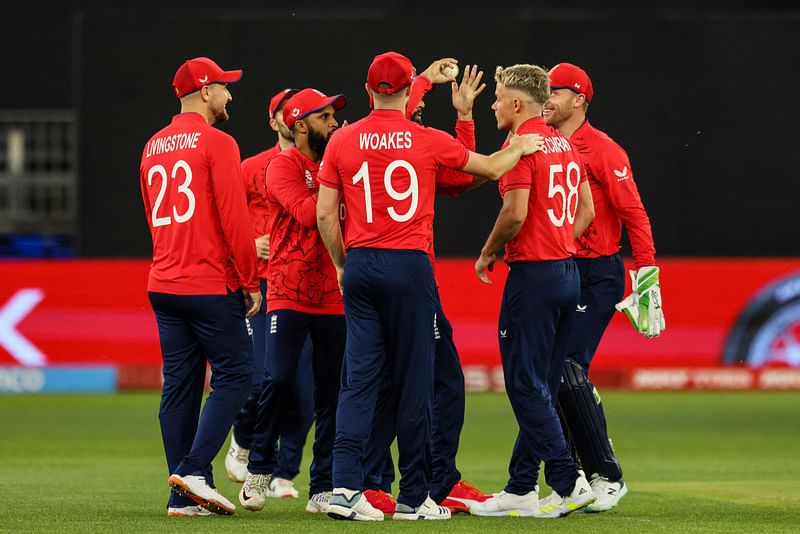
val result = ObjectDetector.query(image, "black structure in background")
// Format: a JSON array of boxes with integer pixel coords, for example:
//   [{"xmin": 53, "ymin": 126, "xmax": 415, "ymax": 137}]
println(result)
[{"xmin": 7, "ymin": 2, "xmax": 799, "ymax": 258}]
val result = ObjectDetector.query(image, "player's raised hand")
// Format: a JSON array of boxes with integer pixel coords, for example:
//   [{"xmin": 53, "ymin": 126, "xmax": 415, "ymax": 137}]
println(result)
[
  {"xmin": 451, "ymin": 64, "xmax": 486, "ymax": 119},
  {"xmin": 475, "ymin": 251, "xmax": 497, "ymax": 285},
  {"xmin": 509, "ymin": 133, "xmax": 545, "ymax": 156},
  {"xmin": 421, "ymin": 58, "xmax": 460, "ymax": 85},
  {"xmin": 244, "ymin": 290, "xmax": 262, "ymax": 319}
]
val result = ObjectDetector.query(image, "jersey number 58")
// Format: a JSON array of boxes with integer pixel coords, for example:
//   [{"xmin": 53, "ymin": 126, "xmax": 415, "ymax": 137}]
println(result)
[{"xmin": 547, "ymin": 161, "xmax": 580, "ymax": 228}]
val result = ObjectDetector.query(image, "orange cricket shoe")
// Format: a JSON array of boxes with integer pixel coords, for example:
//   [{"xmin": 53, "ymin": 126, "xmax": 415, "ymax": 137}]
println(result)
[
  {"xmin": 439, "ymin": 480, "xmax": 491, "ymax": 514},
  {"xmin": 363, "ymin": 489, "xmax": 397, "ymax": 515}
]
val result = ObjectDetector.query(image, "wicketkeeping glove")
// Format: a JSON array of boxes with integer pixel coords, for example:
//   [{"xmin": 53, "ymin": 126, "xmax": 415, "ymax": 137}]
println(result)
[{"xmin": 615, "ymin": 266, "xmax": 666, "ymax": 338}]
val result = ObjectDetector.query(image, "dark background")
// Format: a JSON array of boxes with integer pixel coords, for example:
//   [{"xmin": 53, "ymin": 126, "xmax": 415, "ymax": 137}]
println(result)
[{"xmin": 6, "ymin": 1, "xmax": 799, "ymax": 257}]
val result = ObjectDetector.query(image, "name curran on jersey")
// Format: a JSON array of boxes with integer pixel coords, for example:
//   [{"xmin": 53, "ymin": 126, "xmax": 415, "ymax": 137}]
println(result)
[
  {"xmin": 145, "ymin": 132, "xmax": 202, "ymax": 158},
  {"xmin": 358, "ymin": 131, "xmax": 412, "ymax": 150},
  {"xmin": 540, "ymin": 135, "xmax": 573, "ymax": 155}
]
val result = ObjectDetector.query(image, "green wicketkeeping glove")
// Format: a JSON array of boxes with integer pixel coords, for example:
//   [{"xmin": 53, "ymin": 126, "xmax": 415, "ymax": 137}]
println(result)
[{"xmin": 615, "ymin": 266, "xmax": 666, "ymax": 338}]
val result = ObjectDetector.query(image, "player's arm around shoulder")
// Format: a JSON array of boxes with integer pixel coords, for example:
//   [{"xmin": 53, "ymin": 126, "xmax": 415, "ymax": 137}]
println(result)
[{"xmin": 462, "ymin": 133, "xmax": 544, "ymax": 180}]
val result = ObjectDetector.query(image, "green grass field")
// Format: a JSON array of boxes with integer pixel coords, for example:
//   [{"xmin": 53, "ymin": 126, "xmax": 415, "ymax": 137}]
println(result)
[{"xmin": 2, "ymin": 391, "xmax": 799, "ymax": 533}]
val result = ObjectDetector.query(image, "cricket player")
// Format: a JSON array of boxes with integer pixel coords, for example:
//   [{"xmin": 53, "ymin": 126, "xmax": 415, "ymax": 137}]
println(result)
[
  {"xmin": 140, "ymin": 56, "xmax": 260, "ymax": 516},
  {"xmin": 239, "ymin": 88, "xmax": 347, "ymax": 515},
  {"xmin": 361, "ymin": 59, "xmax": 492, "ymax": 516},
  {"xmin": 225, "ymin": 88, "xmax": 315, "ymax": 500},
  {"xmin": 543, "ymin": 62, "xmax": 665, "ymax": 511},
  {"xmin": 316, "ymin": 51, "xmax": 543, "ymax": 521},
  {"xmin": 470, "ymin": 63, "xmax": 596, "ymax": 518}
]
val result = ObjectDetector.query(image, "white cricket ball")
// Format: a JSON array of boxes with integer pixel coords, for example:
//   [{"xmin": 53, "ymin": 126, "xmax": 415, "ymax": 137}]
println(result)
[{"xmin": 442, "ymin": 64, "xmax": 459, "ymax": 79}]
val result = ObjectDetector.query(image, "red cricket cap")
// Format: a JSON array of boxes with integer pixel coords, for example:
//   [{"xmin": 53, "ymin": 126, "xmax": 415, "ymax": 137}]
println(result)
[
  {"xmin": 172, "ymin": 57, "xmax": 243, "ymax": 98},
  {"xmin": 269, "ymin": 88, "xmax": 299, "ymax": 118},
  {"xmin": 283, "ymin": 88, "xmax": 346, "ymax": 130},
  {"xmin": 367, "ymin": 51, "xmax": 415, "ymax": 95},
  {"xmin": 549, "ymin": 62, "xmax": 594, "ymax": 102}
]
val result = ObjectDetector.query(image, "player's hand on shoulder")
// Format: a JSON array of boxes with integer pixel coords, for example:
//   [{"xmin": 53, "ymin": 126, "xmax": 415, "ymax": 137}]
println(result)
[{"xmin": 509, "ymin": 133, "xmax": 544, "ymax": 156}]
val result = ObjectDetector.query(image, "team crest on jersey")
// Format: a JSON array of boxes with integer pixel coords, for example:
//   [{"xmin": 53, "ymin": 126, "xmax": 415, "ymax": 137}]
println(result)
[
  {"xmin": 613, "ymin": 166, "xmax": 630, "ymax": 182},
  {"xmin": 304, "ymin": 170, "xmax": 314, "ymax": 189}
]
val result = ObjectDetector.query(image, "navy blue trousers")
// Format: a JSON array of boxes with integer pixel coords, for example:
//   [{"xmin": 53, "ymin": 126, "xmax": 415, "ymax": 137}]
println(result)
[
  {"xmin": 149, "ymin": 290, "xmax": 251, "ymax": 507},
  {"xmin": 500, "ymin": 259, "xmax": 580, "ymax": 497},
  {"xmin": 249, "ymin": 309, "xmax": 344, "ymax": 496},
  {"xmin": 362, "ymin": 291, "xmax": 465, "ymax": 503},
  {"xmin": 333, "ymin": 248, "xmax": 436, "ymax": 508},
  {"xmin": 233, "ymin": 279, "xmax": 314, "ymax": 479},
  {"xmin": 563, "ymin": 254, "xmax": 625, "ymax": 480}
]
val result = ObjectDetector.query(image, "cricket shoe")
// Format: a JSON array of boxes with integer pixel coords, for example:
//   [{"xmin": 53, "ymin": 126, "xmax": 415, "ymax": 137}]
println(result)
[
  {"xmin": 584, "ymin": 475, "xmax": 628, "ymax": 512},
  {"xmin": 393, "ymin": 496, "xmax": 451, "ymax": 520},
  {"xmin": 534, "ymin": 472, "xmax": 595, "ymax": 518},
  {"xmin": 239, "ymin": 473, "xmax": 271, "ymax": 511},
  {"xmin": 305, "ymin": 491, "xmax": 332, "ymax": 513},
  {"xmin": 167, "ymin": 505, "xmax": 211, "ymax": 517},
  {"xmin": 224, "ymin": 434, "xmax": 249, "ymax": 483},
  {"xmin": 469, "ymin": 489, "xmax": 538, "ymax": 517},
  {"xmin": 327, "ymin": 489, "xmax": 384, "ymax": 521},
  {"xmin": 363, "ymin": 489, "xmax": 397, "ymax": 514},
  {"xmin": 268, "ymin": 476, "xmax": 299, "ymax": 498},
  {"xmin": 168, "ymin": 474, "xmax": 235, "ymax": 515},
  {"xmin": 440, "ymin": 480, "xmax": 491, "ymax": 514}
]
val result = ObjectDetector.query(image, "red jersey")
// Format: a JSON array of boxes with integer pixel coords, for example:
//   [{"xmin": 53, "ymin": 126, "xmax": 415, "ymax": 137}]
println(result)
[
  {"xmin": 241, "ymin": 143, "xmax": 281, "ymax": 278},
  {"xmin": 570, "ymin": 121, "xmax": 656, "ymax": 268},
  {"xmin": 500, "ymin": 116, "xmax": 586, "ymax": 263},
  {"xmin": 317, "ymin": 109, "xmax": 469, "ymax": 252},
  {"xmin": 140, "ymin": 112, "xmax": 258, "ymax": 295},
  {"xmin": 265, "ymin": 147, "xmax": 343, "ymax": 315}
]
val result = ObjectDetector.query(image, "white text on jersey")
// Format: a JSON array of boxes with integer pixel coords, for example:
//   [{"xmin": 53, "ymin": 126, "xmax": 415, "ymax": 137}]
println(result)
[
  {"xmin": 145, "ymin": 132, "xmax": 202, "ymax": 158},
  {"xmin": 540, "ymin": 135, "xmax": 572, "ymax": 155},
  {"xmin": 358, "ymin": 131, "xmax": 412, "ymax": 151}
]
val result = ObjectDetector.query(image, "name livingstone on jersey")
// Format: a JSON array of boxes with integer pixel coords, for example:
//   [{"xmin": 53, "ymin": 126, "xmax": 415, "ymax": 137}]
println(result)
[{"xmin": 145, "ymin": 132, "xmax": 202, "ymax": 158}]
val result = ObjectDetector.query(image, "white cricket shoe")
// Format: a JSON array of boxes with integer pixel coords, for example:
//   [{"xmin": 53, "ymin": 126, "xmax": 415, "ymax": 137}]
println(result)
[
  {"xmin": 393, "ymin": 496, "xmax": 451, "ymax": 520},
  {"xmin": 469, "ymin": 489, "xmax": 538, "ymax": 517},
  {"xmin": 306, "ymin": 491, "xmax": 332, "ymax": 513},
  {"xmin": 534, "ymin": 472, "xmax": 595, "ymax": 518},
  {"xmin": 167, "ymin": 505, "xmax": 211, "ymax": 517},
  {"xmin": 584, "ymin": 475, "xmax": 628, "ymax": 512},
  {"xmin": 327, "ymin": 489, "xmax": 384, "ymax": 521},
  {"xmin": 239, "ymin": 473, "xmax": 271, "ymax": 511},
  {"xmin": 224, "ymin": 434, "xmax": 249, "ymax": 483},
  {"xmin": 167, "ymin": 474, "xmax": 236, "ymax": 515},
  {"xmin": 268, "ymin": 476, "xmax": 299, "ymax": 498}
]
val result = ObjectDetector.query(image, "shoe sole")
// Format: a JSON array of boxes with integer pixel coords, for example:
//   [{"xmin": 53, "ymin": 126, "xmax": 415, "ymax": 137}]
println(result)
[
  {"xmin": 584, "ymin": 483, "xmax": 628, "ymax": 513},
  {"xmin": 327, "ymin": 504, "xmax": 384, "ymax": 521},
  {"xmin": 393, "ymin": 512, "xmax": 451, "ymax": 520},
  {"xmin": 168, "ymin": 475, "xmax": 235, "ymax": 516},
  {"xmin": 470, "ymin": 508, "xmax": 537, "ymax": 517}
]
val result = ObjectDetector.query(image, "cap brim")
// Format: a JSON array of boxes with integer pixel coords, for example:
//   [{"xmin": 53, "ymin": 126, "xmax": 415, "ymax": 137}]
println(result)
[
  {"xmin": 299, "ymin": 94, "xmax": 347, "ymax": 121},
  {"xmin": 217, "ymin": 69, "xmax": 243, "ymax": 84}
]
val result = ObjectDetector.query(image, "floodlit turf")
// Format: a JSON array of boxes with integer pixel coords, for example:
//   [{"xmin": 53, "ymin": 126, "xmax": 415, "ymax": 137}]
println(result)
[{"xmin": 1, "ymin": 391, "xmax": 799, "ymax": 533}]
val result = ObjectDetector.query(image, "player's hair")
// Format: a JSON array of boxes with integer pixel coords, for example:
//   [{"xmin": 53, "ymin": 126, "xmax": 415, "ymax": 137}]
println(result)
[{"xmin": 494, "ymin": 64, "xmax": 550, "ymax": 105}]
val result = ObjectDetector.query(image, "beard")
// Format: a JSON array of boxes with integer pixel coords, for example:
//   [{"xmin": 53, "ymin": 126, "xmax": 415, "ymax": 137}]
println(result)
[
  {"xmin": 308, "ymin": 124, "xmax": 332, "ymax": 156},
  {"xmin": 410, "ymin": 106, "xmax": 423, "ymax": 125}
]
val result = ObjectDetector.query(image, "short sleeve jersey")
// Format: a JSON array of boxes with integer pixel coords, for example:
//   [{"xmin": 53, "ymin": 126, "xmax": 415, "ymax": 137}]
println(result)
[
  {"xmin": 265, "ymin": 147, "xmax": 343, "ymax": 315},
  {"xmin": 499, "ymin": 116, "xmax": 586, "ymax": 263},
  {"xmin": 317, "ymin": 109, "xmax": 469, "ymax": 252},
  {"xmin": 139, "ymin": 112, "xmax": 258, "ymax": 295},
  {"xmin": 570, "ymin": 121, "xmax": 656, "ymax": 268},
  {"xmin": 241, "ymin": 143, "xmax": 281, "ymax": 278}
]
